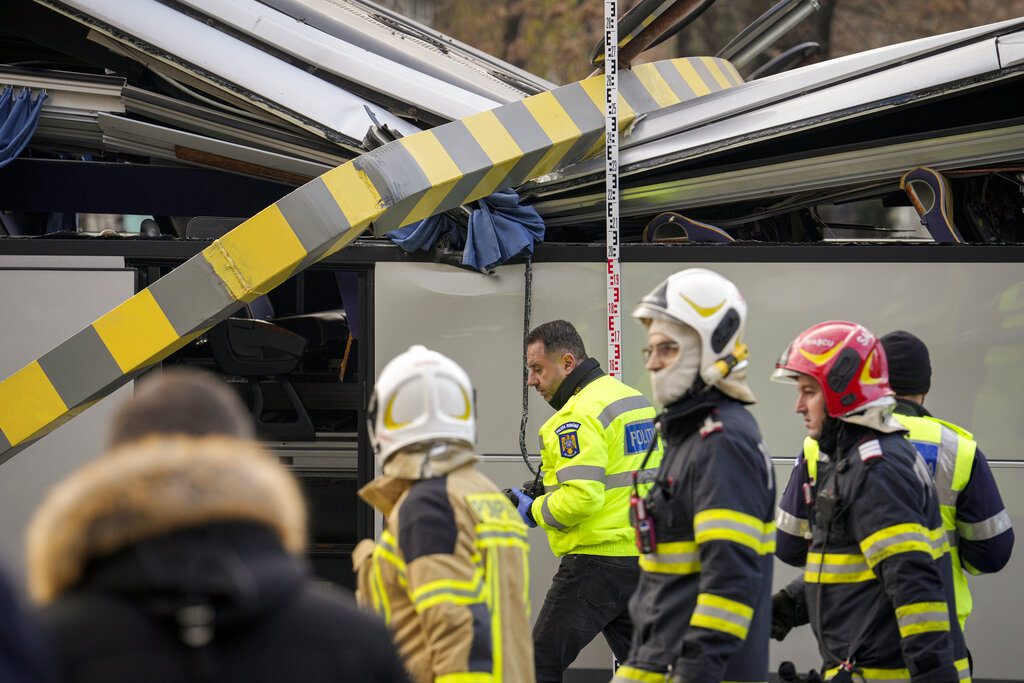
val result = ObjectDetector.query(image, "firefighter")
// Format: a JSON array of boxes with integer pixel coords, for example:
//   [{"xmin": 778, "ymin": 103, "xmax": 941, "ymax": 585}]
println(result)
[
  {"xmin": 772, "ymin": 321, "xmax": 970, "ymax": 682},
  {"xmin": 612, "ymin": 268, "xmax": 775, "ymax": 683},
  {"xmin": 507, "ymin": 319, "xmax": 662, "ymax": 682},
  {"xmin": 772, "ymin": 331, "xmax": 1015, "ymax": 650},
  {"xmin": 352, "ymin": 345, "xmax": 534, "ymax": 683}
]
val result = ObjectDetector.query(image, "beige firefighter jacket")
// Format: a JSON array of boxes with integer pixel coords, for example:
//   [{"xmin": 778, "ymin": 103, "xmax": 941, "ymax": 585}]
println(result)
[{"xmin": 354, "ymin": 446, "xmax": 534, "ymax": 683}]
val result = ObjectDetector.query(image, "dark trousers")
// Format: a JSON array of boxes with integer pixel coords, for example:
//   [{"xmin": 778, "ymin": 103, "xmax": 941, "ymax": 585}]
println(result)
[{"xmin": 532, "ymin": 554, "xmax": 639, "ymax": 683}]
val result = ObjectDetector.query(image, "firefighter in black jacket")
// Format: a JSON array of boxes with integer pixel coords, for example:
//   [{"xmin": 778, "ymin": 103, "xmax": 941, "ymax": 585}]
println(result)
[
  {"xmin": 613, "ymin": 269, "xmax": 775, "ymax": 683},
  {"xmin": 772, "ymin": 321, "xmax": 969, "ymax": 682}
]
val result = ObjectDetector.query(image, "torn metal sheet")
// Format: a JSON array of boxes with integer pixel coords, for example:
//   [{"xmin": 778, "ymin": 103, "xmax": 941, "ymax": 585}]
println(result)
[
  {"xmin": 529, "ymin": 17, "xmax": 1024, "ymax": 192},
  {"xmin": 36, "ymin": 0, "xmax": 420, "ymax": 150},
  {"xmin": 263, "ymin": 0, "xmax": 556, "ymax": 97},
  {"xmin": 97, "ymin": 114, "xmax": 334, "ymax": 183},
  {"xmin": 0, "ymin": 57, "xmax": 740, "ymax": 462},
  {"xmin": 174, "ymin": 0, "xmax": 508, "ymax": 121},
  {"xmin": 535, "ymin": 122, "xmax": 1024, "ymax": 225}
]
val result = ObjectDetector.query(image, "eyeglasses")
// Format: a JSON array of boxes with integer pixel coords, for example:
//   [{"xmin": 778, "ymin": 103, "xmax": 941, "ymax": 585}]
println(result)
[{"xmin": 641, "ymin": 341, "xmax": 680, "ymax": 361}]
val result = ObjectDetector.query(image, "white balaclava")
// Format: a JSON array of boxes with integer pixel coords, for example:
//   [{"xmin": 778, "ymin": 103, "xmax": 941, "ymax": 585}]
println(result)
[{"xmin": 648, "ymin": 318, "xmax": 701, "ymax": 407}]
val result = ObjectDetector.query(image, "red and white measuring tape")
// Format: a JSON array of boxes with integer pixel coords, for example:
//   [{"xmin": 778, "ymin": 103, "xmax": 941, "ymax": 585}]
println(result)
[{"xmin": 604, "ymin": 0, "xmax": 621, "ymax": 379}]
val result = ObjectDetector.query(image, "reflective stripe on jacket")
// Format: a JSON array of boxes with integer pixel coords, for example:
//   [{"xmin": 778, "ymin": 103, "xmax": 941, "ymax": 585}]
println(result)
[
  {"xmin": 793, "ymin": 413, "xmax": 1014, "ymax": 632},
  {"xmin": 615, "ymin": 392, "xmax": 775, "ymax": 683},
  {"xmin": 532, "ymin": 374, "xmax": 662, "ymax": 557},
  {"xmin": 356, "ymin": 462, "xmax": 534, "ymax": 683},
  {"xmin": 797, "ymin": 423, "xmax": 969, "ymax": 676}
]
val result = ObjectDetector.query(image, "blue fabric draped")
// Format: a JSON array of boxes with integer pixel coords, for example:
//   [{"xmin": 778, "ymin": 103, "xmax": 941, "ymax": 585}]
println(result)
[
  {"xmin": 387, "ymin": 188, "xmax": 545, "ymax": 271},
  {"xmin": 0, "ymin": 87, "xmax": 47, "ymax": 171}
]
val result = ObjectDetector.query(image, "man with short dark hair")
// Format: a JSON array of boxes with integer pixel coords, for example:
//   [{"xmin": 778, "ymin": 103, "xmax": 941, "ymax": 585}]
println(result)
[
  {"xmin": 509, "ymin": 319, "xmax": 662, "ymax": 681},
  {"xmin": 108, "ymin": 367, "xmax": 254, "ymax": 447}
]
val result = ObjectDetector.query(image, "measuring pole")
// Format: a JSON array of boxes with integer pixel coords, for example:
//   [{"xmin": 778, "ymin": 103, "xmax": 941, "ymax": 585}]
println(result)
[{"xmin": 604, "ymin": 0, "xmax": 621, "ymax": 379}]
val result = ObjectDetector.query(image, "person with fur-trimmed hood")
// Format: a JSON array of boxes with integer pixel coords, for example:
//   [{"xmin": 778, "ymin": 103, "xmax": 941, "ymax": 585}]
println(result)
[
  {"xmin": 26, "ymin": 371, "xmax": 408, "ymax": 683},
  {"xmin": 353, "ymin": 345, "xmax": 534, "ymax": 683}
]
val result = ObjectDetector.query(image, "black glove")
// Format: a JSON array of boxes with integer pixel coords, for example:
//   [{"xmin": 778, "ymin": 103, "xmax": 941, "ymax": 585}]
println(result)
[
  {"xmin": 772, "ymin": 589, "xmax": 803, "ymax": 641},
  {"xmin": 521, "ymin": 477, "xmax": 543, "ymax": 499}
]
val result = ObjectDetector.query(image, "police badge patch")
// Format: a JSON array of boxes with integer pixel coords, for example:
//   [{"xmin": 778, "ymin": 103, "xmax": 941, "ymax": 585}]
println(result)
[{"xmin": 555, "ymin": 422, "xmax": 581, "ymax": 458}]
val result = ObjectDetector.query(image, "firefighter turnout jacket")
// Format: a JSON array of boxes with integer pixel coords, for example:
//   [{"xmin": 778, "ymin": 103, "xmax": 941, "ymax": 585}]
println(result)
[
  {"xmin": 781, "ymin": 400, "xmax": 1015, "ymax": 634},
  {"xmin": 354, "ymin": 449, "xmax": 534, "ymax": 683},
  {"xmin": 530, "ymin": 359, "xmax": 662, "ymax": 557},
  {"xmin": 776, "ymin": 421, "xmax": 970, "ymax": 681},
  {"xmin": 613, "ymin": 390, "xmax": 775, "ymax": 683}
]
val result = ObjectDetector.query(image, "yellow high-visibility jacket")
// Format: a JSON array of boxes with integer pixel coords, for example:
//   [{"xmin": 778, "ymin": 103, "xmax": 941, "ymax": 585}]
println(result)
[{"xmin": 531, "ymin": 373, "xmax": 662, "ymax": 557}]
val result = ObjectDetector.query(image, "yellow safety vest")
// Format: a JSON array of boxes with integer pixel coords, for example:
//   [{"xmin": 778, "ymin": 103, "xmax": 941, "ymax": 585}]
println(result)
[{"xmin": 803, "ymin": 417, "xmax": 977, "ymax": 630}]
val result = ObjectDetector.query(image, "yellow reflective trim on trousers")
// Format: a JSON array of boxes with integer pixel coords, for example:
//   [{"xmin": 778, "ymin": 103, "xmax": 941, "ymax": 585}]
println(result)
[
  {"xmin": 436, "ymin": 673, "xmax": 494, "ymax": 683},
  {"xmin": 895, "ymin": 601, "xmax": 950, "ymax": 638},
  {"xmin": 690, "ymin": 593, "xmax": 753, "ymax": 640},
  {"xmin": 520, "ymin": 91, "xmax": 582, "ymax": 181},
  {"xmin": 396, "ymin": 132, "xmax": 464, "ymax": 226},
  {"xmin": 823, "ymin": 659, "xmax": 971, "ymax": 682},
  {"xmin": 824, "ymin": 665, "xmax": 910, "ymax": 681},
  {"xmin": 611, "ymin": 665, "xmax": 668, "ymax": 682},
  {"xmin": 640, "ymin": 540, "xmax": 700, "ymax": 575},
  {"xmin": 860, "ymin": 523, "xmax": 947, "ymax": 567},
  {"xmin": 694, "ymin": 509, "xmax": 775, "ymax": 555},
  {"xmin": 0, "ymin": 361, "xmax": 67, "ymax": 446},
  {"xmin": 805, "ymin": 552, "xmax": 875, "ymax": 583},
  {"xmin": 92, "ymin": 289, "xmax": 187, "ymax": 373}
]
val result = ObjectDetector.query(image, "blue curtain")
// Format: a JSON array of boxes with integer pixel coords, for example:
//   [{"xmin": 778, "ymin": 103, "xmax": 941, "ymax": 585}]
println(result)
[
  {"xmin": 388, "ymin": 188, "xmax": 545, "ymax": 271},
  {"xmin": 0, "ymin": 87, "xmax": 47, "ymax": 171}
]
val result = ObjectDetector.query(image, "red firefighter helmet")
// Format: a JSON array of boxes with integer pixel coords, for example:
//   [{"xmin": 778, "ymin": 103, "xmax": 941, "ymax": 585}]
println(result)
[{"xmin": 771, "ymin": 321, "xmax": 892, "ymax": 417}]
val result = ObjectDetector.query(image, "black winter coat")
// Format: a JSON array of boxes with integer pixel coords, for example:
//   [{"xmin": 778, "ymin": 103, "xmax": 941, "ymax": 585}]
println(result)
[{"xmin": 39, "ymin": 523, "xmax": 408, "ymax": 683}]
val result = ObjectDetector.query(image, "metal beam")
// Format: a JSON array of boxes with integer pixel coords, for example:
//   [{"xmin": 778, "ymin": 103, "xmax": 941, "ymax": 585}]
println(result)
[{"xmin": 0, "ymin": 57, "xmax": 740, "ymax": 463}]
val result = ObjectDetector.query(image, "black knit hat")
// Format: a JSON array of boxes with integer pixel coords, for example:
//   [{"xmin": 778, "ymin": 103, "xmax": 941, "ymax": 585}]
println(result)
[{"xmin": 880, "ymin": 330, "xmax": 931, "ymax": 395}]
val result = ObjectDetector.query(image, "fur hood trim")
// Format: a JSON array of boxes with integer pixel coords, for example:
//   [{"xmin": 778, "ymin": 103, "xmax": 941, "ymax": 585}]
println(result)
[{"xmin": 27, "ymin": 436, "xmax": 306, "ymax": 604}]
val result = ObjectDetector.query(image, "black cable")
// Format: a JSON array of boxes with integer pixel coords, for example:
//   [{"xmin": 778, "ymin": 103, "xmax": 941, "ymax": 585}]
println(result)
[{"xmin": 518, "ymin": 259, "xmax": 538, "ymax": 477}]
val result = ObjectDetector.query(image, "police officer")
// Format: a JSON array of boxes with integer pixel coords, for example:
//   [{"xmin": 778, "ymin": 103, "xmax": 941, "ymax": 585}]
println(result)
[
  {"xmin": 613, "ymin": 269, "xmax": 775, "ymax": 683},
  {"xmin": 507, "ymin": 320, "xmax": 661, "ymax": 682},
  {"xmin": 353, "ymin": 345, "xmax": 534, "ymax": 683},
  {"xmin": 772, "ymin": 321, "xmax": 969, "ymax": 682}
]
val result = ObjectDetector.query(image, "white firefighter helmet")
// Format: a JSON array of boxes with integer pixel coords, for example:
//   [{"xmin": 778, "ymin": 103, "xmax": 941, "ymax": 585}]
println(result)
[
  {"xmin": 369, "ymin": 345, "xmax": 475, "ymax": 466},
  {"xmin": 632, "ymin": 268, "xmax": 748, "ymax": 387}
]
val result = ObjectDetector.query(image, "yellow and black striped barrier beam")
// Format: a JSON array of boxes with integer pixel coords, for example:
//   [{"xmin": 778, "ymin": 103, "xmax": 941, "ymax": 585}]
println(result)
[{"xmin": 0, "ymin": 57, "xmax": 740, "ymax": 463}]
